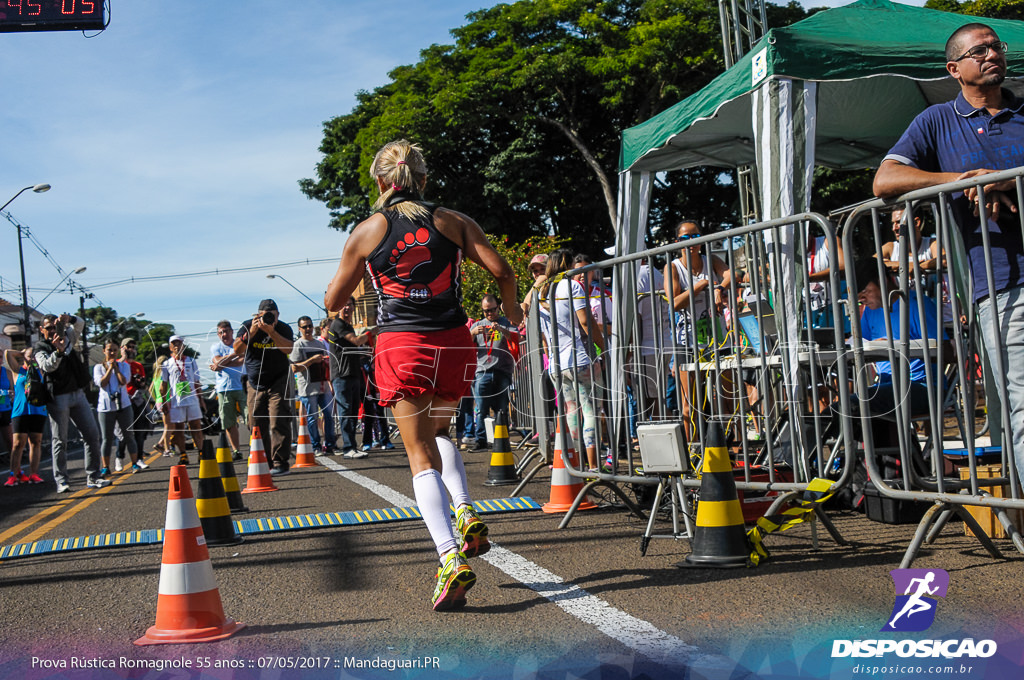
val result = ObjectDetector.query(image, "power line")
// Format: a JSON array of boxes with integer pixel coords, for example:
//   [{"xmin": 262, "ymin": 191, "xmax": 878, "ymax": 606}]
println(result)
[
  {"xmin": 86, "ymin": 257, "xmax": 338, "ymax": 290},
  {"xmin": 1, "ymin": 209, "xmax": 104, "ymax": 311}
]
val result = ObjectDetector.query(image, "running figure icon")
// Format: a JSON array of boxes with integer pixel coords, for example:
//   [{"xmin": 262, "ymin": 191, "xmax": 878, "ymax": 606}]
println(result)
[
  {"xmin": 883, "ymin": 568, "xmax": 949, "ymax": 632},
  {"xmin": 888, "ymin": 572, "xmax": 938, "ymax": 628}
]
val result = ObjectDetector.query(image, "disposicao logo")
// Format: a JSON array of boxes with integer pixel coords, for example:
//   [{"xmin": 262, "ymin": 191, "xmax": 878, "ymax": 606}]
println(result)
[
  {"xmin": 831, "ymin": 568, "xmax": 997, "ymax": 659},
  {"xmin": 882, "ymin": 568, "xmax": 948, "ymax": 632}
]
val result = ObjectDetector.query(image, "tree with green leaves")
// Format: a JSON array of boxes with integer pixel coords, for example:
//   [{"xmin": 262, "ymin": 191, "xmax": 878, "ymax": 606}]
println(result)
[
  {"xmin": 461, "ymin": 234, "xmax": 571, "ymax": 319},
  {"xmin": 926, "ymin": 0, "xmax": 1024, "ymax": 21},
  {"xmin": 300, "ymin": 0, "xmax": 769, "ymax": 254},
  {"xmin": 81, "ymin": 305, "xmax": 120, "ymax": 343},
  {"xmin": 81, "ymin": 306, "xmax": 185, "ymax": 367}
]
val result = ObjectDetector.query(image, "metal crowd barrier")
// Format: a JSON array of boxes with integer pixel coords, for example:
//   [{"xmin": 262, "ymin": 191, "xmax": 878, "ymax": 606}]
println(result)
[
  {"xmin": 512, "ymin": 213, "xmax": 858, "ymax": 549},
  {"xmin": 843, "ymin": 166, "xmax": 1024, "ymax": 566},
  {"xmin": 507, "ymin": 169, "xmax": 1024, "ymax": 567}
]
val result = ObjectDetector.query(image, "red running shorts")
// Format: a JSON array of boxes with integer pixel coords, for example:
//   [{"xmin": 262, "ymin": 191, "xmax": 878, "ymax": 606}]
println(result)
[{"xmin": 373, "ymin": 325, "xmax": 475, "ymax": 407}]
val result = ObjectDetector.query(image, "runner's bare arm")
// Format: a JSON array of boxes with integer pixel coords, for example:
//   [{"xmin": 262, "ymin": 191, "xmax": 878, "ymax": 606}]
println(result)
[
  {"xmin": 325, "ymin": 214, "xmax": 387, "ymax": 313},
  {"xmin": 438, "ymin": 208, "xmax": 522, "ymax": 327}
]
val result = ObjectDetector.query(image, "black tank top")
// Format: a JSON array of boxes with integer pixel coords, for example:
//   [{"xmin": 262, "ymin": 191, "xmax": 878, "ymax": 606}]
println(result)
[{"xmin": 365, "ymin": 198, "xmax": 468, "ymax": 333}]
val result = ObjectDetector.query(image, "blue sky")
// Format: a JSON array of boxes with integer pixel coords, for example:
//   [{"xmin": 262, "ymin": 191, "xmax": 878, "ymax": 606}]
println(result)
[
  {"xmin": 1, "ymin": 0, "xmax": 924, "ymax": 366},
  {"xmin": 1, "ymin": 1, "xmax": 493, "ymax": 354}
]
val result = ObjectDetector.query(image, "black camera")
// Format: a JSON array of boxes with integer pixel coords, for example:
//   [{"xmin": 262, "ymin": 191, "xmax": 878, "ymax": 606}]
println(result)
[
  {"xmin": 260, "ymin": 311, "xmax": 276, "ymax": 324},
  {"xmin": 53, "ymin": 320, "xmax": 66, "ymax": 337}
]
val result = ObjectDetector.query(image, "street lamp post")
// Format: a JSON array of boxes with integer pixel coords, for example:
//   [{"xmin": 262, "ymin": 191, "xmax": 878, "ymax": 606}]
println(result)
[
  {"xmin": 34, "ymin": 266, "xmax": 87, "ymax": 310},
  {"xmin": 2, "ymin": 183, "xmax": 50, "ymax": 342},
  {"xmin": 266, "ymin": 274, "xmax": 327, "ymax": 314}
]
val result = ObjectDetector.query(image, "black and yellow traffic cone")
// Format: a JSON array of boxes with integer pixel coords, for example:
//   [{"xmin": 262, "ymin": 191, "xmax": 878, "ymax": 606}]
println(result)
[
  {"xmin": 196, "ymin": 440, "xmax": 243, "ymax": 546},
  {"xmin": 677, "ymin": 422, "xmax": 749, "ymax": 568},
  {"xmin": 485, "ymin": 410, "xmax": 519, "ymax": 486},
  {"xmin": 215, "ymin": 432, "xmax": 248, "ymax": 513}
]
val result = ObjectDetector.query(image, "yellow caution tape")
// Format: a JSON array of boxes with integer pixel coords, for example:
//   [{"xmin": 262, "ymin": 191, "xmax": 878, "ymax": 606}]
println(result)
[{"xmin": 746, "ymin": 477, "xmax": 835, "ymax": 566}]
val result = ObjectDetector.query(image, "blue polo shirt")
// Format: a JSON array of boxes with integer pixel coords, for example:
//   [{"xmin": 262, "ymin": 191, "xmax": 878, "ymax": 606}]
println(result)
[
  {"xmin": 860, "ymin": 291, "xmax": 941, "ymax": 383},
  {"xmin": 884, "ymin": 89, "xmax": 1024, "ymax": 301}
]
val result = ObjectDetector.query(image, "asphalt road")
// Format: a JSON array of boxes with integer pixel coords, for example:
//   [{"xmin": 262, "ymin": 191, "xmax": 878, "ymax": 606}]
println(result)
[{"xmin": 1, "ymin": 433, "xmax": 1022, "ymax": 680}]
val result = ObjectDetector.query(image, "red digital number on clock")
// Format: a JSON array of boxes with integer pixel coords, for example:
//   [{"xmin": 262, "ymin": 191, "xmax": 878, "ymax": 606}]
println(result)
[
  {"xmin": 60, "ymin": 0, "xmax": 97, "ymax": 14},
  {"xmin": 4, "ymin": 0, "xmax": 43, "ymax": 17}
]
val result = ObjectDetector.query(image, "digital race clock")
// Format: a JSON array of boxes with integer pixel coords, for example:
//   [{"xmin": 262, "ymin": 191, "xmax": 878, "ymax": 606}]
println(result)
[{"xmin": 0, "ymin": 0, "xmax": 106, "ymax": 33}]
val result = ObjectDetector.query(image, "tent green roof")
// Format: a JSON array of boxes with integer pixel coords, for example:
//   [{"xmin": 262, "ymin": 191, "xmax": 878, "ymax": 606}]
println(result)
[{"xmin": 620, "ymin": 0, "xmax": 1024, "ymax": 173}]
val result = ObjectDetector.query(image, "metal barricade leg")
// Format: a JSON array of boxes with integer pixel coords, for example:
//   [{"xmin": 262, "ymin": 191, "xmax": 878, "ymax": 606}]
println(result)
[{"xmin": 899, "ymin": 502, "xmax": 1003, "ymax": 569}]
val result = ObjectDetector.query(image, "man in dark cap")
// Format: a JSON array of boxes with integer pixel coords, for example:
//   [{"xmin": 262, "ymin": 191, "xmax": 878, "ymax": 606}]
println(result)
[
  {"xmin": 234, "ymin": 299, "xmax": 295, "ymax": 475},
  {"xmin": 853, "ymin": 259, "xmax": 942, "ymax": 478}
]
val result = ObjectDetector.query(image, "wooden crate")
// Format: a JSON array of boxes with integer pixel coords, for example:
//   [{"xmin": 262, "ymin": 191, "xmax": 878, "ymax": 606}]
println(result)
[{"xmin": 959, "ymin": 464, "xmax": 1024, "ymax": 539}]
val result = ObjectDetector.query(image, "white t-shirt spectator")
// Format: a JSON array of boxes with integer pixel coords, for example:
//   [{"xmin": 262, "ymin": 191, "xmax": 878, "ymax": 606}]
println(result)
[
  {"xmin": 93, "ymin": 361, "xmax": 131, "ymax": 412},
  {"xmin": 637, "ymin": 264, "xmax": 672, "ymax": 357},
  {"xmin": 210, "ymin": 341, "xmax": 244, "ymax": 392},
  {"xmin": 539, "ymin": 278, "xmax": 594, "ymax": 372},
  {"xmin": 161, "ymin": 355, "xmax": 201, "ymax": 408}
]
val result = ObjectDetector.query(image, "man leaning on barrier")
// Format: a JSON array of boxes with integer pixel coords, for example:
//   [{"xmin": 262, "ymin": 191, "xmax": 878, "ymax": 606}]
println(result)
[{"xmin": 873, "ymin": 22, "xmax": 1024, "ymax": 489}]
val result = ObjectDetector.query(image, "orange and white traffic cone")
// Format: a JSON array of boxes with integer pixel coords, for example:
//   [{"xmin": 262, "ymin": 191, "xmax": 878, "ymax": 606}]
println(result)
[
  {"xmin": 241, "ymin": 426, "xmax": 279, "ymax": 494},
  {"xmin": 135, "ymin": 465, "xmax": 245, "ymax": 645},
  {"xmin": 542, "ymin": 420, "xmax": 597, "ymax": 514},
  {"xmin": 293, "ymin": 404, "xmax": 318, "ymax": 469}
]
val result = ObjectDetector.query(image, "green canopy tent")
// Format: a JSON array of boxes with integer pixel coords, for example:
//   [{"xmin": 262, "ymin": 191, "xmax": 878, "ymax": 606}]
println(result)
[
  {"xmin": 609, "ymin": 0, "xmax": 1024, "ymax": 456},
  {"xmin": 621, "ymin": 0, "xmax": 1024, "ymax": 171}
]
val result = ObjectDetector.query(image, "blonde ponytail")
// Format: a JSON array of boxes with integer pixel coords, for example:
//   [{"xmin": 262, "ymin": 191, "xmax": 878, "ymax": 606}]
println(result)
[{"xmin": 370, "ymin": 139, "xmax": 430, "ymax": 221}]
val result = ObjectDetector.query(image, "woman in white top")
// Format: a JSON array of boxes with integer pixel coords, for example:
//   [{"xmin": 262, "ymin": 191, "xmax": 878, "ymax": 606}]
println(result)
[
  {"xmin": 664, "ymin": 220, "xmax": 732, "ymax": 442},
  {"xmin": 94, "ymin": 340, "xmax": 147, "ymax": 475},
  {"xmin": 538, "ymin": 248, "xmax": 605, "ymax": 471}
]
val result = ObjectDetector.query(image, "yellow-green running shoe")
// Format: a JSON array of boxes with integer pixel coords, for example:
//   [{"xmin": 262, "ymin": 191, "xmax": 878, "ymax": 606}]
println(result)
[
  {"xmin": 455, "ymin": 504, "xmax": 490, "ymax": 557},
  {"xmin": 431, "ymin": 551, "xmax": 475, "ymax": 611}
]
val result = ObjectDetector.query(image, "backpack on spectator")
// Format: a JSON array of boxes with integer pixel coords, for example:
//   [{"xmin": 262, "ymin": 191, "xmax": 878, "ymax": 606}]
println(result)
[{"xmin": 25, "ymin": 362, "xmax": 52, "ymax": 407}]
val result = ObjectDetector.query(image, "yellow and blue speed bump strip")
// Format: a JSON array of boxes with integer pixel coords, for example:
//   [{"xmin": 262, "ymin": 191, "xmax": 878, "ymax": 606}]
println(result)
[{"xmin": 0, "ymin": 496, "xmax": 540, "ymax": 561}]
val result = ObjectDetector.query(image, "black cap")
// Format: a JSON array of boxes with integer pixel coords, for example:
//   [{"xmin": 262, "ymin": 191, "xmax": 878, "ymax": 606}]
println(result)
[
  {"xmin": 853, "ymin": 259, "xmax": 882, "ymax": 294},
  {"xmin": 258, "ymin": 299, "xmax": 279, "ymax": 312}
]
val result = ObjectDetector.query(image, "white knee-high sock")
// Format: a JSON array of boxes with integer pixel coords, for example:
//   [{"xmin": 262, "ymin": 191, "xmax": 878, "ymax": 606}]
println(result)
[
  {"xmin": 436, "ymin": 435, "xmax": 471, "ymax": 509},
  {"xmin": 412, "ymin": 468, "xmax": 458, "ymax": 558}
]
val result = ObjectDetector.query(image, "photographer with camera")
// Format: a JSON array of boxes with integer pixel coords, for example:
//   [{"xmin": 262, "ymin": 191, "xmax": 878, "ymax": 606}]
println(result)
[
  {"xmin": 35, "ymin": 313, "xmax": 107, "ymax": 492},
  {"xmin": 95, "ymin": 340, "xmax": 148, "ymax": 476},
  {"xmin": 468, "ymin": 294, "xmax": 518, "ymax": 453},
  {"xmin": 233, "ymin": 299, "xmax": 294, "ymax": 475}
]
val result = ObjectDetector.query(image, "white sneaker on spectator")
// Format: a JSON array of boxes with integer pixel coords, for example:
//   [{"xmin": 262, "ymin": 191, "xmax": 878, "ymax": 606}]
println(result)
[
  {"xmin": 114, "ymin": 457, "xmax": 124, "ymax": 472},
  {"xmin": 342, "ymin": 449, "xmax": 360, "ymax": 459},
  {"xmin": 56, "ymin": 482, "xmax": 70, "ymax": 493}
]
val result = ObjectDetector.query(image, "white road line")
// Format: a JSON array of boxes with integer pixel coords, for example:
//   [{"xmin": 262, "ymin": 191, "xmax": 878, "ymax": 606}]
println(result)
[{"xmin": 317, "ymin": 456, "xmax": 730, "ymax": 671}]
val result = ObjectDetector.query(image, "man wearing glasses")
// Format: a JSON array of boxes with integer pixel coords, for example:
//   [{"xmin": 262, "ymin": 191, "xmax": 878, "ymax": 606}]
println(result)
[
  {"xmin": 34, "ymin": 313, "xmax": 108, "ymax": 492},
  {"xmin": 874, "ymin": 23, "xmax": 1024, "ymax": 488},
  {"xmin": 209, "ymin": 320, "xmax": 248, "ymax": 460},
  {"xmin": 290, "ymin": 315, "xmax": 336, "ymax": 455},
  {"xmin": 327, "ymin": 297, "xmax": 375, "ymax": 458},
  {"xmin": 468, "ymin": 294, "xmax": 517, "ymax": 452}
]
